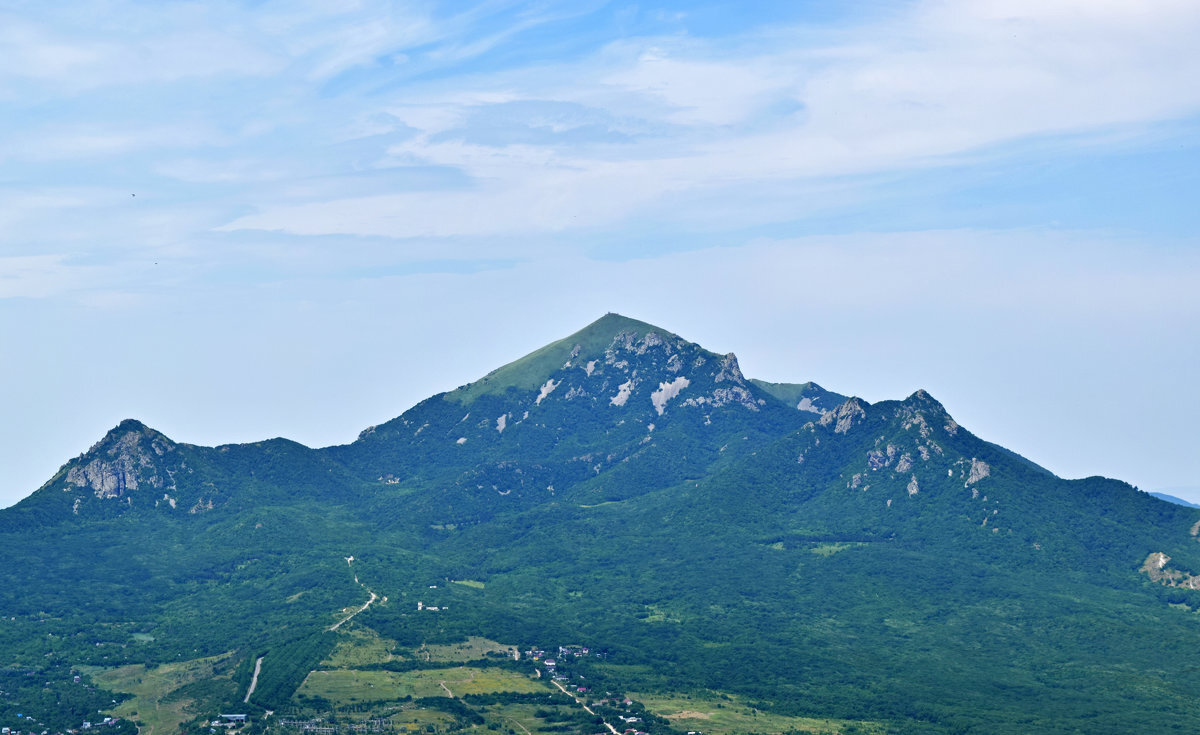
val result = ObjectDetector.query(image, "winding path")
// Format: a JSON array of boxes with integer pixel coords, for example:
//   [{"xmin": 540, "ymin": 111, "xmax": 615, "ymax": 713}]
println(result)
[
  {"xmin": 331, "ymin": 556, "xmax": 379, "ymax": 631},
  {"xmin": 551, "ymin": 679, "xmax": 619, "ymax": 735},
  {"xmin": 331, "ymin": 590, "xmax": 377, "ymax": 630},
  {"xmin": 244, "ymin": 656, "xmax": 264, "ymax": 703},
  {"xmin": 506, "ymin": 718, "xmax": 532, "ymax": 735}
]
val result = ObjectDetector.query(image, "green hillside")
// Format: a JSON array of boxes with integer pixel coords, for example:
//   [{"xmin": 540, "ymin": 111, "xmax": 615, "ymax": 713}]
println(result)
[{"xmin": 2, "ymin": 314, "xmax": 1199, "ymax": 735}]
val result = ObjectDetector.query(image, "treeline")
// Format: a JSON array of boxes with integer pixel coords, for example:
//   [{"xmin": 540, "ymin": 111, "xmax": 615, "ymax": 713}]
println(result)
[
  {"xmin": 462, "ymin": 691, "xmax": 572, "ymax": 706},
  {"xmin": 360, "ymin": 657, "xmax": 529, "ymax": 675},
  {"xmin": 412, "ymin": 696, "xmax": 484, "ymax": 726}
]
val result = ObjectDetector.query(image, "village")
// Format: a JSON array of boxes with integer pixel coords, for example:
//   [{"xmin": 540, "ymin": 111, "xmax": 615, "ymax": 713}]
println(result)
[
  {"xmin": 3, "ymin": 637, "xmax": 703, "ymax": 735},
  {"xmin": 257, "ymin": 639, "xmax": 690, "ymax": 735},
  {"xmin": 0, "ymin": 671, "xmax": 130, "ymax": 735},
  {"xmin": 1, "ymin": 712, "xmax": 125, "ymax": 735}
]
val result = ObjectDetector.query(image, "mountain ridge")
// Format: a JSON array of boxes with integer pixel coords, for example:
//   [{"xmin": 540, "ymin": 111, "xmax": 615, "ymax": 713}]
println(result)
[{"xmin": 4, "ymin": 313, "xmax": 1199, "ymax": 735}]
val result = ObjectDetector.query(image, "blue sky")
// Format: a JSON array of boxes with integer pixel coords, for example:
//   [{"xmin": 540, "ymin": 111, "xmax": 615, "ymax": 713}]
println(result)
[{"xmin": 2, "ymin": 0, "xmax": 1199, "ymax": 506}]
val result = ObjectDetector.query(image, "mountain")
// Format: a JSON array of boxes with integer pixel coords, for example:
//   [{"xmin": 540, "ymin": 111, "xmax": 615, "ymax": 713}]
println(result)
[
  {"xmin": 3, "ymin": 314, "xmax": 1200, "ymax": 735},
  {"xmin": 1151, "ymin": 491, "xmax": 1200, "ymax": 508}
]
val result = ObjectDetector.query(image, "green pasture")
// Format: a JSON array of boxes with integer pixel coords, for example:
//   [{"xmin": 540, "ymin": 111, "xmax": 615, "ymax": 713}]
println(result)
[
  {"xmin": 297, "ymin": 666, "xmax": 544, "ymax": 706},
  {"xmin": 87, "ymin": 653, "xmax": 234, "ymax": 735},
  {"xmin": 632, "ymin": 691, "xmax": 886, "ymax": 735}
]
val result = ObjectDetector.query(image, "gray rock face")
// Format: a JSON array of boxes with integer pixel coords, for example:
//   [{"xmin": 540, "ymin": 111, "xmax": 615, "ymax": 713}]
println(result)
[
  {"xmin": 67, "ymin": 454, "xmax": 142, "ymax": 498},
  {"xmin": 715, "ymin": 353, "xmax": 745, "ymax": 383},
  {"xmin": 966, "ymin": 458, "xmax": 991, "ymax": 486},
  {"xmin": 65, "ymin": 423, "xmax": 173, "ymax": 499},
  {"xmin": 820, "ymin": 398, "xmax": 867, "ymax": 434}
]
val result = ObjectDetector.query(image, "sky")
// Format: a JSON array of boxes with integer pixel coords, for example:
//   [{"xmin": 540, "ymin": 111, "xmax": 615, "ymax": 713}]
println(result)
[{"xmin": 2, "ymin": 0, "xmax": 1199, "ymax": 507}]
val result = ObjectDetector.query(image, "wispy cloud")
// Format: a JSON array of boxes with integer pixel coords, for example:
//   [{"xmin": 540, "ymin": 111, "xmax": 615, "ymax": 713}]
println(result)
[
  {"xmin": 1, "ymin": 0, "xmax": 1197, "ymax": 289},
  {"xmin": 214, "ymin": 0, "xmax": 1200, "ymax": 240}
]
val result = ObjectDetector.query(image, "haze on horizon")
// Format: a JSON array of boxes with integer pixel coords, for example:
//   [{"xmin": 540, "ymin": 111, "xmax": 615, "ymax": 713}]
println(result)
[{"xmin": 2, "ymin": 0, "xmax": 1198, "ymax": 508}]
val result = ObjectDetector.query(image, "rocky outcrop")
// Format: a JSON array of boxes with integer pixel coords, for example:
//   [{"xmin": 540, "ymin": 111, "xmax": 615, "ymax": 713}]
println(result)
[
  {"xmin": 65, "ymin": 421, "xmax": 174, "ymax": 499},
  {"xmin": 796, "ymin": 397, "xmax": 825, "ymax": 415},
  {"xmin": 714, "ymin": 353, "xmax": 744, "ymax": 383},
  {"xmin": 1141, "ymin": 552, "xmax": 1200, "ymax": 589},
  {"xmin": 651, "ymin": 377, "xmax": 690, "ymax": 415},
  {"xmin": 535, "ymin": 378, "xmax": 560, "ymax": 405},
  {"xmin": 966, "ymin": 458, "xmax": 991, "ymax": 486},
  {"xmin": 894, "ymin": 390, "xmax": 959, "ymax": 440},
  {"xmin": 820, "ymin": 399, "xmax": 866, "ymax": 434}
]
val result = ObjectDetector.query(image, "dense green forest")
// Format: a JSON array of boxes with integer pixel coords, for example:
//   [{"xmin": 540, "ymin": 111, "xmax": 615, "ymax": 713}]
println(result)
[{"xmin": 3, "ymin": 314, "xmax": 1199, "ymax": 734}]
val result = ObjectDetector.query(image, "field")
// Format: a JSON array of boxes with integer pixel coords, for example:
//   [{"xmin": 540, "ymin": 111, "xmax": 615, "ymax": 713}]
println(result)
[
  {"xmin": 86, "ymin": 654, "xmax": 235, "ymax": 735},
  {"xmin": 414, "ymin": 667, "xmax": 543, "ymax": 697},
  {"xmin": 296, "ymin": 666, "xmax": 545, "ymax": 706},
  {"xmin": 472, "ymin": 702, "xmax": 593, "ymax": 735},
  {"xmin": 386, "ymin": 707, "xmax": 459, "ymax": 733},
  {"xmin": 420, "ymin": 636, "xmax": 518, "ymax": 662},
  {"xmin": 322, "ymin": 627, "xmax": 401, "ymax": 667},
  {"xmin": 295, "ymin": 669, "xmax": 411, "ymax": 705},
  {"xmin": 632, "ymin": 692, "xmax": 886, "ymax": 735}
]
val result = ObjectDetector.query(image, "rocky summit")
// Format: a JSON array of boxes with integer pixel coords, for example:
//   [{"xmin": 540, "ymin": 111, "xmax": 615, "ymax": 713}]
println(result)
[{"xmin": 3, "ymin": 314, "xmax": 1200, "ymax": 735}]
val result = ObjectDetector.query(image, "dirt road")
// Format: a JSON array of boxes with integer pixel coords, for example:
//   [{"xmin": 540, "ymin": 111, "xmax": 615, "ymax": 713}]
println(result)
[
  {"xmin": 243, "ymin": 656, "xmax": 264, "ymax": 703},
  {"xmin": 550, "ymin": 679, "xmax": 619, "ymax": 735},
  {"xmin": 331, "ymin": 590, "xmax": 377, "ymax": 631}
]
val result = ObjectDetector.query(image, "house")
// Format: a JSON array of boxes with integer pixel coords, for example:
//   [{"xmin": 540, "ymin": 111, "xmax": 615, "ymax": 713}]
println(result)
[{"xmin": 218, "ymin": 715, "xmax": 247, "ymax": 723}]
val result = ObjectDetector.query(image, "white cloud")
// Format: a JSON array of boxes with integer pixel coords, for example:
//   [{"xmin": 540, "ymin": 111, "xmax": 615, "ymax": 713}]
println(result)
[
  {"xmin": 0, "ymin": 120, "xmax": 230, "ymax": 164},
  {"xmin": 0, "ymin": 19, "xmax": 102, "ymax": 81},
  {"xmin": 598, "ymin": 49, "xmax": 785, "ymax": 126},
  {"xmin": 0, "ymin": 16, "xmax": 282, "ymax": 95},
  {"xmin": 219, "ymin": 0, "xmax": 1200, "ymax": 240}
]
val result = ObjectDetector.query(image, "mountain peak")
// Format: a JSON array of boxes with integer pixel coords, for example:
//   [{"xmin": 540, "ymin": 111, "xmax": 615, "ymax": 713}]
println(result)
[
  {"xmin": 901, "ymin": 388, "xmax": 946, "ymax": 412},
  {"xmin": 112, "ymin": 417, "xmax": 148, "ymax": 433},
  {"xmin": 889, "ymin": 389, "xmax": 961, "ymax": 438},
  {"xmin": 558, "ymin": 312, "xmax": 684, "ymax": 359},
  {"xmin": 88, "ymin": 418, "xmax": 172, "ymax": 450},
  {"xmin": 818, "ymin": 397, "xmax": 869, "ymax": 433},
  {"xmin": 66, "ymin": 420, "xmax": 176, "ymax": 499},
  {"xmin": 579, "ymin": 312, "xmax": 673, "ymax": 339},
  {"xmin": 446, "ymin": 313, "xmax": 685, "ymax": 404}
]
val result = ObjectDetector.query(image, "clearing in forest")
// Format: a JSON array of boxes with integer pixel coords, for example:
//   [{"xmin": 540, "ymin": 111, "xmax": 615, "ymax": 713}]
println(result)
[
  {"xmin": 87, "ymin": 653, "xmax": 236, "ymax": 735},
  {"xmin": 297, "ymin": 666, "xmax": 543, "ymax": 706},
  {"xmin": 631, "ymin": 691, "xmax": 886, "ymax": 735}
]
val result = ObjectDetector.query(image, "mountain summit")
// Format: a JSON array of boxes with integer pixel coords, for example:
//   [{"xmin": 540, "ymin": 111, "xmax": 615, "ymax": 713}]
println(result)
[
  {"xmin": 3, "ymin": 315, "xmax": 1199, "ymax": 734},
  {"xmin": 66, "ymin": 419, "xmax": 180, "ymax": 498}
]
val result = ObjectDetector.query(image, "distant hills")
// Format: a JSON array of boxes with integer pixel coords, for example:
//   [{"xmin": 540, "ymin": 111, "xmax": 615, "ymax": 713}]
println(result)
[
  {"xmin": 1151, "ymin": 490, "xmax": 1200, "ymax": 508},
  {"xmin": 3, "ymin": 313, "xmax": 1200, "ymax": 735}
]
